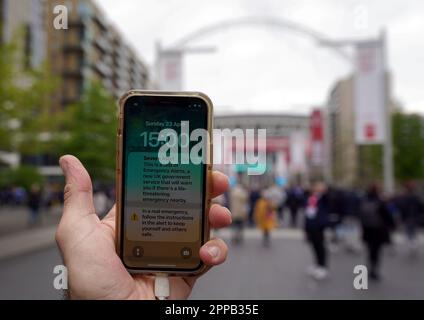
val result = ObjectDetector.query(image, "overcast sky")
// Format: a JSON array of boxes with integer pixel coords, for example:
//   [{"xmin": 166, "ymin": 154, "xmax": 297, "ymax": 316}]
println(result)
[{"xmin": 95, "ymin": 0, "xmax": 424, "ymax": 115}]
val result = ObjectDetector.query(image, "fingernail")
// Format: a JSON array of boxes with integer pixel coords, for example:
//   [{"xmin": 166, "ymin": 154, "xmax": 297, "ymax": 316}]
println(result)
[
  {"xmin": 207, "ymin": 246, "xmax": 220, "ymax": 259},
  {"xmin": 226, "ymin": 208, "xmax": 233, "ymax": 223},
  {"xmin": 59, "ymin": 157, "xmax": 68, "ymax": 173}
]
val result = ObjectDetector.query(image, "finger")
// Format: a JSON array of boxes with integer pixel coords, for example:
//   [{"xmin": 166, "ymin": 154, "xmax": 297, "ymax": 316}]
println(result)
[
  {"xmin": 182, "ymin": 277, "xmax": 197, "ymax": 291},
  {"xmin": 209, "ymin": 204, "xmax": 232, "ymax": 229},
  {"xmin": 211, "ymin": 171, "xmax": 229, "ymax": 198},
  {"xmin": 101, "ymin": 205, "xmax": 116, "ymax": 235},
  {"xmin": 102, "ymin": 204, "xmax": 116, "ymax": 223},
  {"xmin": 199, "ymin": 238, "xmax": 228, "ymax": 266},
  {"xmin": 169, "ymin": 277, "xmax": 194, "ymax": 299},
  {"xmin": 59, "ymin": 155, "xmax": 96, "ymax": 221}
]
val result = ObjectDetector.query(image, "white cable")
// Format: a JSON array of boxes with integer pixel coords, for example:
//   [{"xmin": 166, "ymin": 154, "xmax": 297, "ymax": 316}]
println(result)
[{"xmin": 154, "ymin": 274, "xmax": 170, "ymax": 300}]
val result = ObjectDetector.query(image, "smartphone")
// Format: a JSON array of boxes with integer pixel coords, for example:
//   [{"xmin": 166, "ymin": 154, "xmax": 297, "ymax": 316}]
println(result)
[{"xmin": 116, "ymin": 91, "xmax": 213, "ymax": 275}]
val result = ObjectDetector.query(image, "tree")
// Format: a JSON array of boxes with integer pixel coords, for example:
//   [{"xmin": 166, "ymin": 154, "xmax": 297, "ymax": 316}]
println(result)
[
  {"xmin": 0, "ymin": 165, "xmax": 44, "ymax": 191},
  {"xmin": 356, "ymin": 112, "xmax": 424, "ymax": 187},
  {"xmin": 0, "ymin": 32, "xmax": 62, "ymax": 191},
  {"xmin": 0, "ymin": 41, "xmax": 21, "ymax": 151},
  {"xmin": 0, "ymin": 36, "xmax": 61, "ymax": 157},
  {"xmin": 60, "ymin": 82, "xmax": 118, "ymax": 182},
  {"xmin": 357, "ymin": 144, "xmax": 383, "ymax": 188},
  {"xmin": 392, "ymin": 112, "xmax": 424, "ymax": 182},
  {"xmin": 14, "ymin": 63, "xmax": 62, "ymax": 158}
]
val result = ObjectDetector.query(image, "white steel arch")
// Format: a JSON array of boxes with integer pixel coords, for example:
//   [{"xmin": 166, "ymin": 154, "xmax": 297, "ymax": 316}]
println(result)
[{"xmin": 171, "ymin": 16, "xmax": 350, "ymax": 62}]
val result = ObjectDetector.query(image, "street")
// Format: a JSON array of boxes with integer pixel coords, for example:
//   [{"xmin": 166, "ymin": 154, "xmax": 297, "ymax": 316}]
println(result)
[
  {"xmin": 0, "ymin": 229, "xmax": 423, "ymax": 300},
  {"xmin": 0, "ymin": 206, "xmax": 61, "ymax": 237}
]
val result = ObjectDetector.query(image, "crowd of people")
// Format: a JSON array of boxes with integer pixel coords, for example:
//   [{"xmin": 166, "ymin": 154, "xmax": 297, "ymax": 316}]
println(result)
[
  {"xmin": 2, "ymin": 174, "xmax": 424, "ymax": 282},
  {"xmin": 222, "ymin": 175, "xmax": 424, "ymax": 281},
  {"xmin": 0, "ymin": 184, "xmax": 62, "ymax": 225},
  {"xmin": 0, "ymin": 183, "xmax": 113, "ymax": 225}
]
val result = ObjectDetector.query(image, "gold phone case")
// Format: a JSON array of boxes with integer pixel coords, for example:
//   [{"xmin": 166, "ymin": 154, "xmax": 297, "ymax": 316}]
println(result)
[{"xmin": 115, "ymin": 90, "xmax": 213, "ymax": 276}]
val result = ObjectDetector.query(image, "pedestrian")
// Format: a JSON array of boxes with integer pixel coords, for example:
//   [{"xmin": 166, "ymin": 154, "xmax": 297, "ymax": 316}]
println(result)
[
  {"xmin": 248, "ymin": 185, "xmax": 261, "ymax": 227},
  {"xmin": 327, "ymin": 186, "xmax": 344, "ymax": 253},
  {"xmin": 267, "ymin": 182, "xmax": 285, "ymax": 224},
  {"xmin": 14, "ymin": 186, "xmax": 27, "ymax": 205},
  {"xmin": 254, "ymin": 188, "xmax": 277, "ymax": 247},
  {"xmin": 286, "ymin": 184, "xmax": 305, "ymax": 228},
  {"xmin": 342, "ymin": 189, "xmax": 362, "ymax": 254},
  {"xmin": 27, "ymin": 183, "xmax": 42, "ymax": 225},
  {"xmin": 359, "ymin": 185, "xmax": 395, "ymax": 280},
  {"xmin": 304, "ymin": 181, "xmax": 330, "ymax": 280},
  {"xmin": 229, "ymin": 177, "xmax": 248, "ymax": 244},
  {"xmin": 398, "ymin": 181, "xmax": 423, "ymax": 256}
]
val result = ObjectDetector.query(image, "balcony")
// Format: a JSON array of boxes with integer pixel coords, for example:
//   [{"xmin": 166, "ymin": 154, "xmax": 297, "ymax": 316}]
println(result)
[
  {"xmin": 94, "ymin": 36, "xmax": 111, "ymax": 54},
  {"xmin": 92, "ymin": 59, "xmax": 112, "ymax": 78}
]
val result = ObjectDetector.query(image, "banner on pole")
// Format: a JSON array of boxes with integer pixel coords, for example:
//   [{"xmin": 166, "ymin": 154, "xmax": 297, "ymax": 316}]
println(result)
[
  {"xmin": 354, "ymin": 40, "xmax": 386, "ymax": 144},
  {"xmin": 310, "ymin": 109, "xmax": 324, "ymax": 166},
  {"xmin": 157, "ymin": 51, "xmax": 183, "ymax": 90}
]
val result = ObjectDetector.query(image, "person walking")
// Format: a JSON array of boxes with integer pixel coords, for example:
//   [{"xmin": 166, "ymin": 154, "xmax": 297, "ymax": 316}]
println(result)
[
  {"xmin": 27, "ymin": 183, "xmax": 42, "ymax": 226},
  {"xmin": 304, "ymin": 182, "xmax": 330, "ymax": 280},
  {"xmin": 326, "ymin": 186, "xmax": 344, "ymax": 253},
  {"xmin": 254, "ymin": 188, "xmax": 278, "ymax": 247},
  {"xmin": 359, "ymin": 185, "xmax": 395, "ymax": 280},
  {"xmin": 286, "ymin": 185, "xmax": 305, "ymax": 228},
  {"xmin": 398, "ymin": 182, "xmax": 423, "ymax": 256},
  {"xmin": 267, "ymin": 182, "xmax": 285, "ymax": 222},
  {"xmin": 342, "ymin": 189, "xmax": 362, "ymax": 253},
  {"xmin": 229, "ymin": 179, "xmax": 248, "ymax": 244},
  {"xmin": 248, "ymin": 186, "xmax": 261, "ymax": 227}
]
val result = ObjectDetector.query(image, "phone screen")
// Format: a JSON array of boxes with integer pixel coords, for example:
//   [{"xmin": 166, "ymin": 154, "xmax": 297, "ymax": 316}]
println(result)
[{"xmin": 120, "ymin": 95, "xmax": 209, "ymax": 271}]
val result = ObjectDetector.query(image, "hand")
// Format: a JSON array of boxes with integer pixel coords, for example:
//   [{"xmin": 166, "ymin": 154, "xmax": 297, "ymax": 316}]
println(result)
[{"xmin": 56, "ymin": 155, "xmax": 231, "ymax": 300}]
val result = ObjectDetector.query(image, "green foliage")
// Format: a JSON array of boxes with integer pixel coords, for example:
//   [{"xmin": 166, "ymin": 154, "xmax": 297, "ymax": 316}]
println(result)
[
  {"xmin": 15, "ymin": 63, "xmax": 62, "ymax": 157},
  {"xmin": 60, "ymin": 82, "xmax": 118, "ymax": 182},
  {"xmin": 1, "ymin": 35, "xmax": 118, "ymax": 185},
  {"xmin": 0, "ymin": 31, "xmax": 64, "ymax": 191},
  {"xmin": 0, "ymin": 37, "xmax": 61, "ymax": 157},
  {"xmin": 0, "ymin": 165, "xmax": 44, "ymax": 190},
  {"xmin": 0, "ymin": 41, "xmax": 21, "ymax": 151},
  {"xmin": 357, "ymin": 144, "xmax": 383, "ymax": 188},
  {"xmin": 356, "ymin": 112, "xmax": 424, "ymax": 187},
  {"xmin": 392, "ymin": 112, "xmax": 424, "ymax": 182}
]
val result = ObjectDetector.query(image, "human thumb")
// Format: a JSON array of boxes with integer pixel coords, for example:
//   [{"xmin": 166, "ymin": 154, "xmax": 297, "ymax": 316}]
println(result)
[{"xmin": 59, "ymin": 155, "xmax": 96, "ymax": 222}]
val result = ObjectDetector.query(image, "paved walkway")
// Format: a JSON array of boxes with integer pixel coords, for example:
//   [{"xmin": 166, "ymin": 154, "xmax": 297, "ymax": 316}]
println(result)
[
  {"xmin": 0, "ymin": 228, "xmax": 423, "ymax": 299},
  {"xmin": 0, "ymin": 206, "xmax": 61, "ymax": 238},
  {"xmin": 0, "ymin": 206, "xmax": 60, "ymax": 260}
]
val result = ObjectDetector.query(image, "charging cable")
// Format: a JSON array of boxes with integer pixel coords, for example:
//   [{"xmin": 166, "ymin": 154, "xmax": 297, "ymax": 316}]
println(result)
[{"xmin": 154, "ymin": 274, "xmax": 170, "ymax": 300}]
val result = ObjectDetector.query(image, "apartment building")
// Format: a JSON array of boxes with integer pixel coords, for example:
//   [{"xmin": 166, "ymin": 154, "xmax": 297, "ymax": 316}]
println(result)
[
  {"xmin": 1, "ymin": 0, "xmax": 46, "ymax": 70},
  {"xmin": 45, "ymin": 0, "xmax": 150, "ymax": 108},
  {"xmin": 1, "ymin": 0, "xmax": 151, "ymax": 169},
  {"xmin": 0, "ymin": 0, "xmax": 47, "ymax": 167},
  {"xmin": 326, "ymin": 76, "xmax": 358, "ymax": 187}
]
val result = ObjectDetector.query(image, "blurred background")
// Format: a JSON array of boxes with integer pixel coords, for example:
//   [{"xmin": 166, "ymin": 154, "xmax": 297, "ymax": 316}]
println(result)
[{"xmin": 0, "ymin": 0, "xmax": 423, "ymax": 299}]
